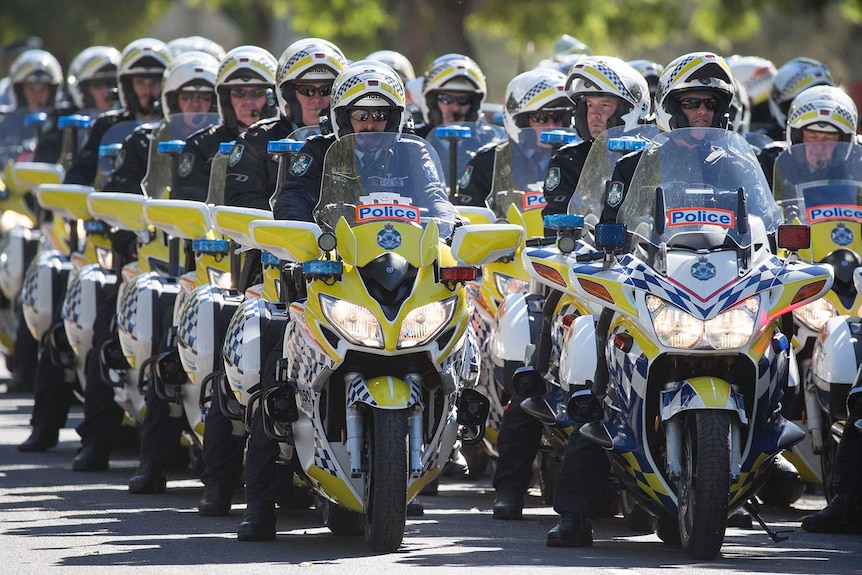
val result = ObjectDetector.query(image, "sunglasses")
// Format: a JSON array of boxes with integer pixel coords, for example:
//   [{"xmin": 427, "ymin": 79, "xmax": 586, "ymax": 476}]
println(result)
[
  {"xmin": 527, "ymin": 111, "xmax": 563, "ymax": 124},
  {"xmin": 230, "ymin": 87, "xmax": 267, "ymax": 99},
  {"xmin": 294, "ymin": 84, "xmax": 332, "ymax": 97},
  {"xmin": 349, "ymin": 109, "xmax": 391, "ymax": 122},
  {"xmin": 678, "ymin": 97, "xmax": 718, "ymax": 111},
  {"xmin": 437, "ymin": 93, "xmax": 471, "ymax": 106}
]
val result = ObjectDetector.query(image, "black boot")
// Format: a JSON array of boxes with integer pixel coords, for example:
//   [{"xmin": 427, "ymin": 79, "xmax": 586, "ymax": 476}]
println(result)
[
  {"xmin": 72, "ymin": 444, "xmax": 110, "ymax": 471},
  {"xmin": 492, "ymin": 490, "xmax": 524, "ymax": 520},
  {"xmin": 801, "ymin": 494, "xmax": 862, "ymax": 533},
  {"xmin": 407, "ymin": 497, "xmax": 425, "ymax": 517},
  {"xmin": 18, "ymin": 427, "xmax": 59, "ymax": 452},
  {"xmin": 546, "ymin": 513, "xmax": 593, "ymax": 547},
  {"xmin": 128, "ymin": 462, "xmax": 167, "ymax": 494},
  {"xmin": 238, "ymin": 503, "xmax": 277, "ymax": 541},
  {"xmin": 198, "ymin": 484, "xmax": 233, "ymax": 516}
]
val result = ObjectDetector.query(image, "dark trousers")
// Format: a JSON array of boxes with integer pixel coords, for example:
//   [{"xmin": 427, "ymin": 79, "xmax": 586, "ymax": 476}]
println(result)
[
  {"xmin": 201, "ymin": 396, "xmax": 245, "ymax": 491},
  {"xmin": 831, "ymin": 416, "xmax": 862, "ymax": 496},
  {"xmin": 492, "ymin": 396, "xmax": 543, "ymax": 494},
  {"xmin": 76, "ymin": 284, "xmax": 124, "ymax": 451},
  {"xmin": 552, "ymin": 432, "xmax": 610, "ymax": 518},
  {"xmin": 30, "ymin": 336, "xmax": 74, "ymax": 432}
]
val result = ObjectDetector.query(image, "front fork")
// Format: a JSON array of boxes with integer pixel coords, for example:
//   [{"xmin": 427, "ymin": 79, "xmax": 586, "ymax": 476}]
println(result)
[{"xmin": 664, "ymin": 413, "xmax": 743, "ymax": 482}]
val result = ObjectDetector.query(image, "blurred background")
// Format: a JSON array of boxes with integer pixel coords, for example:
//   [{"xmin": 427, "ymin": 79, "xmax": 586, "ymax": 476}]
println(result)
[{"xmin": 3, "ymin": 0, "xmax": 862, "ymax": 114}]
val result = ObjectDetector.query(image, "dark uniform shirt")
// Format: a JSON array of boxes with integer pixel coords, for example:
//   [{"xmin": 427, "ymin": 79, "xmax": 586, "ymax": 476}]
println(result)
[
  {"xmin": 106, "ymin": 123, "xmax": 155, "ymax": 194},
  {"xmin": 224, "ymin": 117, "xmax": 298, "ymax": 210},
  {"xmin": 174, "ymin": 123, "xmax": 240, "ymax": 202},
  {"xmin": 541, "ymin": 140, "xmax": 592, "ymax": 217},
  {"xmin": 64, "ymin": 109, "xmax": 137, "ymax": 186}
]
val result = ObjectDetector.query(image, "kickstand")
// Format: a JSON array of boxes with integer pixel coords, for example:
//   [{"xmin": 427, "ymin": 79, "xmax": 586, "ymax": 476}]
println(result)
[{"xmin": 743, "ymin": 498, "xmax": 793, "ymax": 543}]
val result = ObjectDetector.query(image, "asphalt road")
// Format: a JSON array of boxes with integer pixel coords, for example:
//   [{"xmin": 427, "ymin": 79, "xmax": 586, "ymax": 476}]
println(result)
[{"xmin": 1, "ymin": 381, "xmax": 860, "ymax": 575}]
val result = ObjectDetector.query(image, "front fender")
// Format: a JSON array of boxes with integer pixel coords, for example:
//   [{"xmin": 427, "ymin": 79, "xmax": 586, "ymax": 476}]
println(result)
[
  {"xmin": 660, "ymin": 376, "xmax": 747, "ymax": 424},
  {"xmin": 347, "ymin": 374, "xmax": 421, "ymax": 409}
]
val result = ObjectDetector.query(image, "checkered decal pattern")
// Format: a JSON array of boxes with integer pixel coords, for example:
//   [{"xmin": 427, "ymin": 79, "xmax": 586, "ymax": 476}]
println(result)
[
  {"xmin": 62, "ymin": 267, "xmax": 84, "ymax": 324},
  {"xmin": 312, "ymin": 427, "xmax": 339, "ymax": 477},
  {"xmin": 223, "ymin": 297, "xmax": 259, "ymax": 369},
  {"xmin": 574, "ymin": 254, "xmax": 826, "ymax": 319},
  {"xmin": 20, "ymin": 250, "xmax": 48, "ymax": 309},
  {"xmin": 178, "ymin": 285, "xmax": 214, "ymax": 354},
  {"xmin": 345, "ymin": 369, "xmax": 423, "ymax": 408},
  {"xmin": 117, "ymin": 273, "xmax": 150, "ymax": 338},
  {"xmin": 616, "ymin": 451, "xmax": 676, "ymax": 509},
  {"xmin": 284, "ymin": 320, "xmax": 331, "ymax": 391}
]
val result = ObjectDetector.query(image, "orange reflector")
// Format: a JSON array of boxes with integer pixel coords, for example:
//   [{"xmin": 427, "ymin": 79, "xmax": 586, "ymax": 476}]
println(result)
[
  {"xmin": 791, "ymin": 279, "xmax": 826, "ymax": 306},
  {"xmin": 440, "ymin": 266, "xmax": 478, "ymax": 282},
  {"xmin": 579, "ymin": 278, "xmax": 614, "ymax": 304},
  {"xmin": 533, "ymin": 262, "xmax": 566, "ymax": 287}
]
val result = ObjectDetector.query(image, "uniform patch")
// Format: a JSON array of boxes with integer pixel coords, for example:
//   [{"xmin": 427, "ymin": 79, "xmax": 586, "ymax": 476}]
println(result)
[
  {"xmin": 178, "ymin": 152, "xmax": 194, "ymax": 177},
  {"xmin": 606, "ymin": 181, "xmax": 624, "ymax": 208},
  {"xmin": 290, "ymin": 153, "xmax": 312, "ymax": 176},
  {"xmin": 545, "ymin": 167, "xmax": 561, "ymax": 191},
  {"xmin": 458, "ymin": 165, "xmax": 473, "ymax": 190},
  {"xmin": 228, "ymin": 144, "xmax": 244, "ymax": 166}
]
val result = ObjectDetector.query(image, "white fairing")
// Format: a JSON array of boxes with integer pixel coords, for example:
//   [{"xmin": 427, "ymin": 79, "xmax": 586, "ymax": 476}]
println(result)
[
  {"xmin": 558, "ymin": 313, "xmax": 598, "ymax": 391},
  {"xmin": 811, "ymin": 315, "xmax": 861, "ymax": 391},
  {"xmin": 489, "ymin": 292, "xmax": 533, "ymax": 364},
  {"xmin": 222, "ymin": 297, "xmax": 289, "ymax": 408},
  {"xmin": 21, "ymin": 249, "xmax": 72, "ymax": 340},
  {"xmin": 62, "ymin": 264, "xmax": 118, "ymax": 390},
  {"xmin": 0, "ymin": 225, "xmax": 40, "ymax": 300},
  {"xmin": 116, "ymin": 271, "xmax": 180, "ymax": 369}
]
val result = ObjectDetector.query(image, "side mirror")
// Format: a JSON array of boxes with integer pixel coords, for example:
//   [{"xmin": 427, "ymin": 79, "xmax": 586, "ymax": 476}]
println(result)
[{"xmin": 450, "ymin": 223, "xmax": 523, "ymax": 266}]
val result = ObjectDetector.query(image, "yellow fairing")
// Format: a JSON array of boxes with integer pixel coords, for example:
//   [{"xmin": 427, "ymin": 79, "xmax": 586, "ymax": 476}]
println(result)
[
  {"xmin": 261, "ymin": 265, "xmax": 281, "ymax": 302},
  {"xmin": 685, "ymin": 376, "xmax": 732, "ymax": 408},
  {"xmin": 506, "ymin": 202, "xmax": 543, "ymax": 239},
  {"xmin": 144, "ymin": 200, "xmax": 211, "ymax": 240},
  {"xmin": 252, "ymin": 222, "xmax": 320, "ymax": 263},
  {"xmin": 336, "ymin": 217, "xmax": 438, "ymax": 268},
  {"xmin": 363, "ymin": 376, "xmax": 413, "ymax": 408},
  {"xmin": 612, "ymin": 315, "xmax": 660, "ymax": 359},
  {"xmin": 306, "ymin": 467, "xmax": 362, "ymax": 511},
  {"xmin": 211, "ymin": 206, "xmax": 273, "ymax": 246},
  {"xmin": 574, "ymin": 272, "xmax": 638, "ymax": 316},
  {"xmin": 87, "ymin": 193, "xmax": 148, "ymax": 232},
  {"xmin": 36, "ymin": 185, "xmax": 93, "ymax": 221},
  {"xmin": 801, "ymin": 220, "xmax": 862, "ymax": 263},
  {"xmin": 137, "ymin": 228, "xmax": 170, "ymax": 273},
  {"xmin": 479, "ymin": 258, "xmax": 530, "ymax": 316}
]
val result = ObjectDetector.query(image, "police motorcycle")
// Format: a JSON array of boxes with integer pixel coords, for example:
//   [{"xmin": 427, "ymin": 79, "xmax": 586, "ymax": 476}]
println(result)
[
  {"xmin": 242, "ymin": 131, "xmax": 518, "ymax": 551},
  {"xmin": 518, "ymin": 127, "xmax": 833, "ymax": 559},
  {"xmin": 453, "ymin": 127, "xmax": 579, "ymax": 480},
  {"xmin": 772, "ymin": 141, "xmax": 862, "ymax": 500},
  {"xmin": 85, "ymin": 112, "xmax": 219, "ymax": 423}
]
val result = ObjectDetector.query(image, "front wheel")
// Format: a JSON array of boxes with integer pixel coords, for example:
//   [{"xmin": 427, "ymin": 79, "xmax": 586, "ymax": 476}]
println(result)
[
  {"xmin": 678, "ymin": 411, "xmax": 731, "ymax": 560},
  {"xmin": 364, "ymin": 408, "xmax": 408, "ymax": 552}
]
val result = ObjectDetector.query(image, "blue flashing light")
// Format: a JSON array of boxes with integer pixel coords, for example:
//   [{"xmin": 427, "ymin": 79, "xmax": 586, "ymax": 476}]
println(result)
[
  {"xmin": 58, "ymin": 114, "xmax": 92, "ymax": 129},
  {"xmin": 218, "ymin": 141, "xmax": 236, "ymax": 154},
  {"xmin": 772, "ymin": 333, "xmax": 790, "ymax": 353},
  {"xmin": 540, "ymin": 130, "xmax": 580, "ymax": 145},
  {"xmin": 192, "ymin": 239, "xmax": 230, "ymax": 254},
  {"xmin": 268, "ymin": 139, "xmax": 304, "ymax": 154},
  {"xmin": 303, "ymin": 259, "xmax": 343, "ymax": 277},
  {"xmin": 434, "ymin": 125, "xmax": 472, "ymax": 140},
  {"xmin": 83, "ymin": 220, "xmax": 106, "ymax": 234},
  {"xmin": 595, "ymin": 223, "xmax": 627, "ymax": 249},
  {"xmin": 157, "ymin": 140, "xmax": 186, "ymax": 154},
  {"xmin": 98, "ymin": 143, "xmax": 122, "ymax": 158},
  {"xmin": 261, "ymin": 251, "xmax": 280, "ymax": 266},
  {"xmin": 607, "ymin": 137, "xmax": 647, "ymax": 152},
  {"xmin": 544, "ymin": 214, "xmax": 584, "ymax": 230},
  {"xmin": 24, "ymin": 112, "xmax": 48, "ymax": 126}
]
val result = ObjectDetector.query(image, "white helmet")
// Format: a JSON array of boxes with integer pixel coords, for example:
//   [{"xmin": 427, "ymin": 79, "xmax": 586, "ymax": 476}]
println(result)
[
  {"xmin": 567, "ymin": 56, "xmax": 650, "ymax": 139},
  {"xmin": 216, "ymin": 45, "xmax": 278, "ymax": 128},
  {"xmin": 655, "ymin": 52, "xmax": 735, "ymax": 132},
  {"xmin": 769, "ymin": 57, "xmax": 834, "ymax": 127},
  {"xmin": 729, "ymin": 76, "xmax": 751, "ymax": 134},
  {"xmin": 67, "ymin": 45, "xmax": 121, "ymax": 110},
  {"xmin": 726, "ymin": 55, "xmax": 777, "ymax": 107},
  {"xmin": 117, "ymin": 38, "xmax": 172, "ymax": 114},
  {"xmin": 503, "ymin": 68, "xmax": 571, "ymax": 141},
  {"xmin": 160, "ymin": 51, "xmax": 218, "ymax": 117},
  {"xmin": 9, "ymin": 49, "xmax": 63, "ymax": 108},
  {"xmin": 553, "ymin": 34, "xmax": 593, "ymax": 61},
  {"xmin": 786, "ymin": 85, "xmax": 858, "ymax": 145},
  {"xmin": 420, "ymin": 53, "xmax": 487, "ymax": 127},
  {"xmin": 275, "ymin": 38, "xmax": 347, "ymax": 122},
  {"xmin": 166, "ymin": 36, "xmax": 226, "ymax": 60},
  {"xmin": 366, "ymin": 49, "xmax": 416, "ymax": 84},
  {"xmin": 329, "ymin": 60, "xmax": 407, "ymax": 139}
]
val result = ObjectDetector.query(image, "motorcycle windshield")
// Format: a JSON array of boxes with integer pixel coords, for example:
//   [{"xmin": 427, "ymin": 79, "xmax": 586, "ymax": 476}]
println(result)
[
  {"xmin": 773, "ymin": 142, "xmax": 862, "ymax": 225},
  {"xmin": 142, "ymin": 113, "xmax": 220, "ymax": 198},
  {"xmin": 618, "ymin": 128, "xmax": 782, "ymax": 250},
  {"xmin": 491, "ymin": 127, "xmax": 579, "ymax": 220},
  {"xmin": 95, "ymin": 120, "xmax": 139, "ymax": 191},
  {"xmin": 569, "ymin": 124, "xmax": 659, "ymax": 222},
  {"xmin": 426, "ymin": 121, "xmax": 505, "ymax": 187},
  {"xmin": 0, "ymin": 108, "xmax": 45, "ymax": 165},
  {"xmin": 269, "ymin": 126, "xmax": 323, "ymax": 209},
  {"xmin": 315, "ymin": 132, "xmax": 455, "ymax": 238}
]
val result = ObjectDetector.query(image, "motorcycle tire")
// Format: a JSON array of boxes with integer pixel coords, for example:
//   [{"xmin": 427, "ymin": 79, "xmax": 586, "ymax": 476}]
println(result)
[
  {"xmin": 364, "ymin": 408, "xmax": 408, "ymax": 552},
  {"xmin": 678, "ymin": 411, "xmax": 731, "ymax": 560}
]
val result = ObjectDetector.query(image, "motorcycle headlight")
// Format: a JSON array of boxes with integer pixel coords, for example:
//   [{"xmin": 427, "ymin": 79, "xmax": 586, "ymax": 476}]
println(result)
[
  {"xmin": 493, "ymin": 272, "xmax": 530, "ymax": 298},
  {"xmin": 398, "ymin": 296, "xmax": 456, "ymax": 348},
  {"xmin": 319, "ymin": 294, "xmax": 383, "ymax": 348},
  {"xmin": 648, "ymin": 295, "xmax": 758, "ymax": 350},
  {"xmin": 206, "ymin": 266, "xmax": 233, "ymax": 290},
  {"xmin": 794, "ymin": 297, "xmax": 837, "ymax": 331}
]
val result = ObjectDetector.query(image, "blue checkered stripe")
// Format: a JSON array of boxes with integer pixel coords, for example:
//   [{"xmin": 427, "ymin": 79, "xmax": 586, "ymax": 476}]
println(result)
[
  {"xmin": 312, "ymin": 428, "xmax": 339, "ymax": 477},
  {"xmin": 62, "ymin": 267, "xmax": 84, "ymax": 324},
  {"xmin": 20, "ymin": 254, "xmax": 41, "ymax": 308},
  {"xmin": 117, "ymin": 273, "xmax": 149, "ymax": 336},
  {"xmin": 284, "ymin": 320, "xmax": 331, "ymax": 391},
  {"xmin": 178, "ymin": 285, "xmax": 214, "ymax": 352},
  {"xmin": 223, "ymin": 298, "xmax": 258, "ymax": 369},
  {"xmin": 345, "ymin": 370, "xmax": 423, "ymax": 407},
  {"xmin": 587, "ymin": 254, "xmax": 821, "ymax": 319}
]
